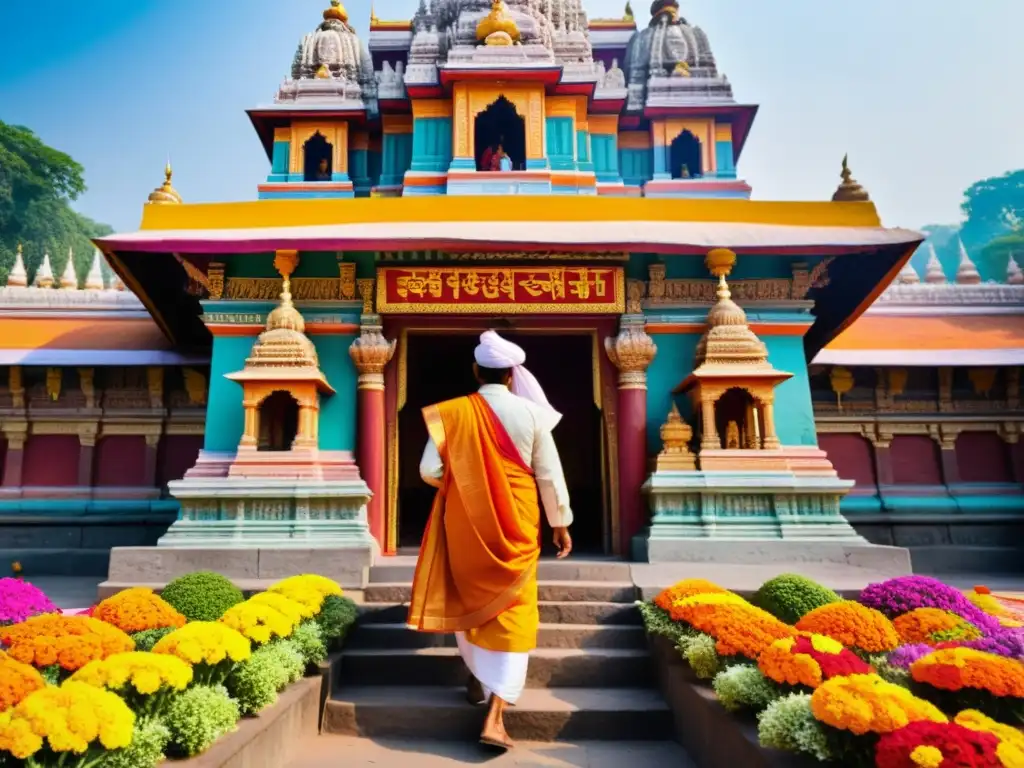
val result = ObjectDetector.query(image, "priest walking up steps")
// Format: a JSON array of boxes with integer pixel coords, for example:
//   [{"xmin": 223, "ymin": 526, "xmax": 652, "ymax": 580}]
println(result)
[{"xmin": 406, "ymin": 330, "xmax": 574, "ymax": 750}]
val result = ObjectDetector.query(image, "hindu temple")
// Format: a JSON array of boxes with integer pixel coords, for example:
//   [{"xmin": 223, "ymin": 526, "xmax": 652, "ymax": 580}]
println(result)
[{"xmin": 0, "ymin": 0, "xmax": 1020, "ymax": 583}]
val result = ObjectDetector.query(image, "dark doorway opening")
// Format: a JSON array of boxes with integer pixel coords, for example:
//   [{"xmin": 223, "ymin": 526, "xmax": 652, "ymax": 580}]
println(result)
[
  {"xmin": 713, "ymin": 387, "xmax": 763, "ymax": 450},
  {"xmin": 258, "ymin": 391, "xmax": 300, "ymax": 451},
  {"xmin": 670, "ymin": 130, "xmax": 702, "ymax": 179},
  {"xmin": 398, "ymin": 332, "xmax": 605, "ymax": 554},
  {"xmin": 474, "ymin": 97, "xmax": 527, "ymax": 171},
  {"xmin": 303, "ymin": 132, "xmax": 333, "ymax": 182}
]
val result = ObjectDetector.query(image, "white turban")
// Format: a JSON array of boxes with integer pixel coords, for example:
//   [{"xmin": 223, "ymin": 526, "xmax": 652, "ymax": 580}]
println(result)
[{"xmin": 474, "ymin": 330, "xmax": 562, "ymax": 431}]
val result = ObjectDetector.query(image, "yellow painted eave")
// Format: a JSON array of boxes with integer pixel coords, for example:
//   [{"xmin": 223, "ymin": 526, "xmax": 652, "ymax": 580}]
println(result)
[{"xmin": 139, "ymin": 197, "xmax": 883, "ymax": 232}]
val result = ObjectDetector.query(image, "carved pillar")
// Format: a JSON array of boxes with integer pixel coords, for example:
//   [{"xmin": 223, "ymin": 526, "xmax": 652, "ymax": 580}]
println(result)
[
  {"xmin": 77, "ymin": 425, "xmax": 98, "ymax": 487},
  {"xmin": 870, "ymin": 428, "xmax": 895, "ymax": 487},
  {"xmin": 604, "ymin": 315, "xmax": 657, "ymax": 557},
  {"xmin": 699, "ymin": 394, "xmax": 718, "ymax": 451},
  {"xmin": 349, "ymin": 314, "xmax": 396, "ymax": 550},
  {"xmin": 934, "ymin": 425, "xmax": 960, "ymax": 486},
  {"xmin": 143, "ymin": 433, "xmax": 161, "ymax": 488},
  {"xmin": 1, "ymin": 423, "xmax": 27, "ymax": 487},
  {"xmin": 761, "ymin": 400, "xmax": 781, "ymax": 450},
  {"xmin": 241, "ymin": 400, "xmax": 258, "ymax": 447}
]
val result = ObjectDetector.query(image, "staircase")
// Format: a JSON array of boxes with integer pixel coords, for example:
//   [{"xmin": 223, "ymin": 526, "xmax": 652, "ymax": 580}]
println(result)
[{"xmin": 322, "ymin": 558, "xmax": 682, "ymax": 747}]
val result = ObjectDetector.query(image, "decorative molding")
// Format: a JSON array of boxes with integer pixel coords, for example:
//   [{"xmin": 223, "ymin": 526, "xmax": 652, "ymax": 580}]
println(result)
[
  {"xmin": 873, "ymin": 282, "xmax": 1024, "ymax": 310},
  {"xmin": 814, "ymin": 416, "xmax": 1024, "ymax": 447},
  {"xmin": 99, "ymin": 422, "xmax": 163, "ymax": 437},
  {"xmin": 643, "ymin": 263, "xmax": 796, "ymax": 305},
  {"xmin": 375, "ymin": 251, "xmax": 629, "ymax": 262},
  {"xmin": 224, "ymin": 278, "xmax": 346, "ymax": 302},
  {"xmin": 164, "ymin": 422, "xmax": 206, "ymax": 436}
]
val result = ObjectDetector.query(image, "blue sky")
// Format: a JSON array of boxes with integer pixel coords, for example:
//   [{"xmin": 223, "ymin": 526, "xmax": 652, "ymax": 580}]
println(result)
[{"xmin": 1, "ymin": 1, "xmax": 1021, "ymax": 233}]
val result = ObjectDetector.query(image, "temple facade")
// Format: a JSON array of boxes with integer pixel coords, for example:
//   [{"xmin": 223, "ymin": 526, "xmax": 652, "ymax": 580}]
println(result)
[{"xmin": 1, "ymin": 0, "xmax": 1017, "ymax": 581}]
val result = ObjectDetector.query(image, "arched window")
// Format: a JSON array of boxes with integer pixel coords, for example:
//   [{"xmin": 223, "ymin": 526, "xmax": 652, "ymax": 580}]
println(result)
[
  {"xmin": 304, "ymin": 132, "xmax": 333, "ymax": 182},
  {"xmin": 258, "ymin": 391, "xmax": 300, "ymax": 452},
  {"xmin": 670, "ymin": 130, "xmax": 702, "ymax": 179},
  {"xmin": 714, "ymin": 387, "xmax": 763, "ymax": 449},
  {"xmin": 474, "ymin": 96, "xmax": 526, "ymax": 171}
]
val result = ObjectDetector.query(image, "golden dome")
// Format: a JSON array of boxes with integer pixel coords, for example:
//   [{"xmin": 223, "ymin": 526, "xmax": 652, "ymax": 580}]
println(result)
[
  {"xmin": 831, "ymin": 154, "xmax": 870, "ymax": 203},
  {"xmin": 323, "ymin": 0, "xmax": 349, "ymax": 24},
  {"xmin": 693, "ymin": 249, "xmax": 771, "ymax": 368},
  {"xmin": 477, "ymin": 0, "xmax": 520, "ymax": 45},
  {"xmin": 148, "ymin": 163, "xmax": 182, "ymax": 205}
]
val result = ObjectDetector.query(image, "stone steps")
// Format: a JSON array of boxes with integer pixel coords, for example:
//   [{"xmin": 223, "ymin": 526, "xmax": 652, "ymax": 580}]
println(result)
[
  {"xmin": 364, "ymin": 581, "xmax": 638, "ymax": 604},
  {"xmin": 339, "ymin": 647, "xmax": 654, "ymax": 688},
  {"xmin": 322, "ymin": 686, "xmax": 672, "ymax": 742},
  {"xmin": 357, "ymin": 599, "xmax": 643, "ymax": 626},
  {"xmin": 368, "ymin": 559, "xmax": 634, "ymax": 584},
  {"xmin": 347, "ymin": 622, "xmax": 646, "ymax": 650}
]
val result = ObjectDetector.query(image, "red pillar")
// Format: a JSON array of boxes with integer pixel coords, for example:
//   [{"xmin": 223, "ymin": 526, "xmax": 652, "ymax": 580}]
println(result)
[
  {"xmin": 77, "ymin": 429, "xmax": 97, "ymax": 487},
  {"xmin": 1, "ymin": 426, "xmax": 26, "ymax": 487},
  {"xmin": 144, "ymin": 434, "xmax": 161, "ymax": 488},
  {"xmin": 605, "ymin": 316, "xmax": 657, "ymax": 559},
  {"xmin": 349, "ymin": 318, "xmax": 396, "ymax": 553}
]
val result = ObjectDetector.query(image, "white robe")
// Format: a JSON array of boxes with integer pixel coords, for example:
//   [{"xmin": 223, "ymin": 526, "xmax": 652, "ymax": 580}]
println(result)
[{"xmin": 418, "ymin": 384, "xmax": 573, "ymax": 703}]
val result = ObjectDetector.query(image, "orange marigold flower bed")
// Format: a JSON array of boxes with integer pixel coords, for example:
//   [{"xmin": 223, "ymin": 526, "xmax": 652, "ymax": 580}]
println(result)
[
  {"xmin": 653, "ymin": 579, "xmax": 730, "ymax": 611},
  {"xmin": 893, "ymin": 607, "xmax": 982, "ymax": 646},
  {"xmin": 0, "ymin": 653, "xmax": 45, "ymax": 712},
  {"xmin": 795, "ymin": 600, "xmax": 900, "ymax": 653},
  {"xmin": 810, "ymin": 673, "xmax": 947, "ymax": 735},
  {"xmin": 758, "ymin": 633, "xmax": 872, "ymax": 689},
  {"xmin": 92, "ymin": 587, "xmax": 187, "ymax": 634},
  {"xmin": 0, "ymin": 615, "xmax": 134, "ymax": 672},
  {"xmin": 670, "ymin": 595, "xmax": 796, "ymax": 660},
  {"xmin": 911, "ymin": 647, "xmax": 1024, "ymax": 698}
]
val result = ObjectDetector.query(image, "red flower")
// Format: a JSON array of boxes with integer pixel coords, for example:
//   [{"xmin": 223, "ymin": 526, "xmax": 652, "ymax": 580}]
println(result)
[
  {"xmin": 791, "ymin": 635, "xmax": 872, "ymax": 679},
  {"xmin": 875, "ymin": 721, "xmax": 1001, "ymax": 767}
]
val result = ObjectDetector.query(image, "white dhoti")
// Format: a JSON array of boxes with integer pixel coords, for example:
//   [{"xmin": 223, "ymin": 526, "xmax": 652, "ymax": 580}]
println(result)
[{"xmin": 456, "ymin": 632, "xmax": 529, "ymax": 705}]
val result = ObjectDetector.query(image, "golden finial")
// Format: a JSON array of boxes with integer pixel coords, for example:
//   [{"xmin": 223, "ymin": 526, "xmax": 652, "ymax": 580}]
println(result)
[
  {"xmin": 147, "ymin": 161, "xmax": 182, "ymax": 205},
  {"xmin": 323, "ymin": 0, "xmax": 349, "ymax": 24},
  {"xmin": 477, "ymin": 0, "xmax": 520, "ymax": 46},
  {"xmin": 624, "ymin": 2, "xmax": 634, "ymax": 21},
  {"xmin": 370, "ymin": 1, "xmax": 378, "ymax": 24},
  {"xmin": 831, "ymin": 154, "xmax": 870, "ymax": 203}
]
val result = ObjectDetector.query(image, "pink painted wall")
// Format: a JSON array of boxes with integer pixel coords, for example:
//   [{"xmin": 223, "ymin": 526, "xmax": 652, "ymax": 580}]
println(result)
[
  {"xmin": 22, "ymin": 435, "xmax": 79, "ymax": 486},
  {"xmin": 890, "ymin": 435, "xmax": 943, "ymax": 485},
  {"xmin": 158, "ymin": 435, "xmax": 204, "ymax": 487},
  {"xmin": 818, "ymin": 434, "xmax": 877, "ymax": 488},
  {"xmin": 94, "ymin": 436, "xmax": 148, "ymax": 487},
  {"xmin": 0, "ymin": 437, "xmax": 6, "ymax": 484},
  {"xmin": 955, "ymin": 432, "xmax": 1012, "ymax": 484}
]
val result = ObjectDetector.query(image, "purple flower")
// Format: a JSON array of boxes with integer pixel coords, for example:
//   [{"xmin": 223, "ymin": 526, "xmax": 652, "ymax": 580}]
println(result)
[
  {"xmin": 0, "ymin": 578, "xmax": 59, "ymax": 625},
  {"xmin": 935, "ymin": 632, "xmax": 1024, "ymax": 660},
  {"xmin": 859, "ymin": 576, "xmax": 1002, "ymax": 635},
  {"xmin": 887, "ymin": 644, "xmax": 933, "ymax": 669}
]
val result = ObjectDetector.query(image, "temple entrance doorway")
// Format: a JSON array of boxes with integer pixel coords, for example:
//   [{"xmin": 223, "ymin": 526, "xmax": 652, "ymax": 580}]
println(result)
[
  {"xmin": 670, "ymin": 130, "xmax": 702, "ymax": 179},
  {"xmin": 397, "ymin": 331, "xmax": 606, "ymax": 555},
  {"xmin": 474, "ymin": 97, "xmax": 526, "ymax": 171}
]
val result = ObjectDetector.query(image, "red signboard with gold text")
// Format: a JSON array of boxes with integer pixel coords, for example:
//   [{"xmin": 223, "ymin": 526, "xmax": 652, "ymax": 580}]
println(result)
[{"xmin": 375, "ymin": 266, "xmax": 625, "ymax": 314}]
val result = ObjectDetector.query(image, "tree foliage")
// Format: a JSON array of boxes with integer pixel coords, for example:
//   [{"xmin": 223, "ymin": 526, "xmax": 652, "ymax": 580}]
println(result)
[
  {"xmin": 960, "ymin": 169, "xmax": 1024, "ymax": 250},
  {"xmin": 0, "ymin": 121, "xmax": 112, "ymax": 285}
]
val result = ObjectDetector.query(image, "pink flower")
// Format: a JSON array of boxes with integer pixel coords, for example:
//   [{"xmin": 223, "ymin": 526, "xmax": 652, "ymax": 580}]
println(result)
[{"xmin": 0, "ymin": 578, "xmax": 59, "ymax": 625}]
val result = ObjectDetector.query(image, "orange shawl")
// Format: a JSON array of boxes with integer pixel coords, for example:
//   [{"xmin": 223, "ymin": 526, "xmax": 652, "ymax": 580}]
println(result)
[{"xmin": 406, "ymin": 393, "xmax": 541, "ymax": 653}]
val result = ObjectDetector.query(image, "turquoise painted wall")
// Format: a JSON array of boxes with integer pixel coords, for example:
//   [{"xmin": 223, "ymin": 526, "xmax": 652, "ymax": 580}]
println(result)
[
  {"xmin": 270, "ymin": 141, "xmax": 290, "ymax": 180},
  {"xmin": 765, "ymin": 336, "xmax": 818, "ymax": 446},
  {"xmin": 205, "ymin": 335, "xmax": 255, "ymax": 452},
  {"xmin": 411, "ymin": 117, "xmax": 453, "ymax": 173},
  {"xmin": 368, "ymin": 150, "xmax": 382, "ymax": 188},
  {"xmin": 349, "ymin": 149, "xmax": 370, "ymax": 196},
  {"xmin": 592, "ymin": 134, "xmax": 619, "ymax": 182},
  {"xmin": 619, "ymin": 148, "xmax": 652, "ymax": 187},
  {"xmin": 312, "ymin": 335, "xmax": 358, "ymax": 452},
  {"xmin": 381, "ymin": 133, "xmax": 413, "ymax": 186},
  {"xmin": 546, "ymin": 117, "xmax": 575, "ymax": 170},
  {"xmin": 715, "ymin": 140, "xmax": 736, "ymax": 178},
  {"xmin": 645, "ymin": 333, "xmax": 700, "ymax": 456},
  {"xmin": 576, "ymin": 129, "xmax": 593, "ymax": 171}
]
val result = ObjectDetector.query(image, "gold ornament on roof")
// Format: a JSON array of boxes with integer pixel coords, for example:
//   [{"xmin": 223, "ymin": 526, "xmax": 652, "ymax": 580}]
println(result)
[
  {"xmin": 477, "ymin": 0, "xmax": 520, "ymax": 46},
  {"xmin": 831, "ymin": 154, "xmax": 870, "ymax": 203},
  {"xmin": 654, "ymin": 404, "xmax": 696, "ymax": 471},
  {"xmin": 673, "ymin": 61, "xmax": 691, "ymax": 77},
  {"xmin": 315, "ymin": 64, "xmax": 331, "ymax": 79},
  {"xmin": 624, "ymin": 2, "xmax": 635, "ymax": 21},
  {"xmin": 323, "ymin": 0, "xmax": 349, "ymax": 24},
  {"xmin": 148, "ymin": 162, "xmax": 182, "ymax": 205}
]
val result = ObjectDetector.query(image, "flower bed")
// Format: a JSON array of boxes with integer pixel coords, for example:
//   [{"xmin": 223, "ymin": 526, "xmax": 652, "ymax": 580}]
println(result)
[
  {"xmin": 640, "ymin": 574, "xmax": 1024, "ymax": 767},
  {"xmin": 0, "ymin": 574, "xmax": 359, "ymax": 766}
]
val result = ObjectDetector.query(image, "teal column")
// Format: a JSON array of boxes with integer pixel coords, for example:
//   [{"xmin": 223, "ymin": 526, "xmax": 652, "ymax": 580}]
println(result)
[
  {"xmin": 269, "ymin": 141, "xmax": 290, "ymax": 182},
  {"xmin": 576, "ymin": 129, "xmax": 593, "ymax": 172},
  {"xmin": 381, "ymin": 133, "xmax": 413, "ymax": 187},
  {"xmin": 368, "ymin": 148, "xmax": 382, "ymax": 188},
  {"xmin": 593, "ymin": 134, "xmax": 620, "ymax": 183},
  {"xmin": 652, "ymin": 142, "xmax": 670, "ymax": 180},
  {"xmin": 715, "ymin": 139, "xmax": 736, "ymax": 178},
  {"xmin": 204, "ymin": 335, "xmax": 257, "ymax": 452},
  {"xmin": 349, "ymin": 148, "xmax": 370, "ymax": 197},
  {"xmin": 312, "ymin": 335, "xmax": 358, "ymax": 451},
  {"xmin": 546, "ymin": 117, "xmax": 576, "ymax": 171},
  {"xmin": 619, "ymin": 148, "xmax": 652, "ymax": 187},
  {"xmin": 411, "ymin": 117, "xmax": 453, "ymax": 173}
]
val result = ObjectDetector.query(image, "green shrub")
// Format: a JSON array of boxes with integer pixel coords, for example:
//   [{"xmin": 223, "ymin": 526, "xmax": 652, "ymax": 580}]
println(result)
[
  {"xmin": 713, "ymin": 665, "xmax": 782, "ymax": 712},
  {"xmin": 315, "ymin": 595, "xmax": 358, "ymax": 649},
  {"xmin": 752, "ymin": 574, "xmax": 840, "ymax": 625},
  {"xmin": 227, "ymin": 645, "xmax": 288, "ymax": 715},
  {"xmin": 290, "ymin": 620, "xmax": 328, "ymax": 667},
  {"xmin": 635, "ymin": 600, "xmax": 697, "ymax": 645},
  {"xmin": 131, "ymin": 626, "xmax": 176, "ymax": 652},
  {"xmin": 104, "ymin": 718, "xmax": 171, "ymax": 768},
  {"xmin": 681, "ymin": 633, "xmax": 721, "ymax": 679},
  {"xmin": 161, "ymin": 571, "xmax": 244, "ymax": 622},
  {"xmin": 165, "ymin": 684, "xmax": 240, "ymax": 758},
  {"xmin": 757, "ymin": 693, "xmax": 832, "ymax": 762},
  {"xmin": 262, "ymin": 640, "xmax": 305, "ymax": 688}
]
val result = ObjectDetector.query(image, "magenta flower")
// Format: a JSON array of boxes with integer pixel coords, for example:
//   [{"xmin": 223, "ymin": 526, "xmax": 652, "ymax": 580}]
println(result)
[
  {"xmin": 0, "ymin": 578, "xmax": 59, "ymax": 625},
  {"xmin": 887, "ymin": 643, "xmax": 933, "ymax": 669},
  {"xmin": 859, "ymin": 576, "xmax": 1002, "ymax": 635}
]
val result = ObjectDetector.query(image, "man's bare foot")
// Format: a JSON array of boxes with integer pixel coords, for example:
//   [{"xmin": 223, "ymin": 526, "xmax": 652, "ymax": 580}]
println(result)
[
  {"xmin": 479, "ymin": 694, "xmax": 514, "ymax": 750},
  {"xmin": 466, "ymin": 674, "xmax": 485, "ymax": 706}
]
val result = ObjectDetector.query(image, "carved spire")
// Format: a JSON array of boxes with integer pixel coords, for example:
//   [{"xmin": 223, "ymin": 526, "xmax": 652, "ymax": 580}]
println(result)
[
  {"xmin": 7, "ymin": 244, "xmax": 27, "ymax": 287},
  {"xmin": 654, "ymin": 403, "xmax": 696, "ymax": 471},
  {"xmin": 34, "ymin": 252, "xmax": 54, "ymax": 288},
  {"xmin": 60, "ymin": 249, "xmax": 78, "ymax": 289},
  {"xmin": 831, "ymin": 154, "xmax": 870, "ymax": 203},
  {"xmin": 924, "ymin": 243, "xmax": 946, "ymax": 284},
  {"xmin": 1008, "ymin": 253, "xmax": 1024, "ymax": 285},
  {"xmin": 148, "ymin": 161, "xmax": 182, "ymax": 205},
  {"xmin": 897, "ymin": 259, "xmax": 920, "ymax": 284},
  {"xmin": 85, "ymin": 248, "xmax": 105, "ymax": 290},
  {"xmin": 955, "ymin": 238, "xmax": 981, "ymax": 285}
]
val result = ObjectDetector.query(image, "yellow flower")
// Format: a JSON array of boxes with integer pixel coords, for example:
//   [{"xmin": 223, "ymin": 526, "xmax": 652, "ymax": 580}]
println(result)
[
  {"xmin": 810, "ymin": 674, "xmax": 946, "ymax": 735},
  {"xmin": 0, "ymin": 709, "xmax": 42, "ymax": 759},
  {"xmin": 72, "ymin": 651, "xmax": 193, "ymax": 695},
  {"xmin": 269, "ymin": 574, "xmax": 342, "ymax": 599},
  {"xmin": 219, "ymin": 601, "xmax": 295, "ymax": 645},
  {"xmin": 153, "ymin": 622, "xmax": 252, "ymax": 666},
  {"xmin": 808, "ymin": 634, "xmax": 845, "ymax": 655},
  {"xmin": 270, "ymin": 586, "xmax": 326, "ymax": 614},
  {"xmin": 249, "ymin": 591, "xmax": 315, "ymax": 622},
  {"xmin": 955, "ymin": 709, "xmax": 1024, "ymax": 768},
  {"xmin": 910, "ymin": 745, "xmax": 944, "ymax": 768},
  {"xmin": 671, "ymin": 592, "xmax": 749, "ymax": 609}
]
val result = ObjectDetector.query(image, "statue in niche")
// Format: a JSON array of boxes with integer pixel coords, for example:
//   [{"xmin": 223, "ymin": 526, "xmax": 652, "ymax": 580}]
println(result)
[
  {"xmin": 679, "ymin": 163, "xmax": 691, "ymax": 179},
  {"xmin": 317, "ymin": 158, "xmax": 331, "ymax": 181},
  {"xmin": 605, "ymin": 58, "xmax": 626, "ymax": 89},
  {"xmin": 725, "ymin": 420, "xmax": 741, "ymax": 449}
]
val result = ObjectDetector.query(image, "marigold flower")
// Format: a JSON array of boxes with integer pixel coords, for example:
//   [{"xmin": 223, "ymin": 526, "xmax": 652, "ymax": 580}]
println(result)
[
  {"xmin": 653, "ymin": 579, "xmax": 730, "ymax": 611},
  {"xmin": 92, "ymin": 587, "xmax": 187, "ymax": 634},
  {"xmin": 670, "ymin": 596, "xmax": 795, "ymax": 660},
  {"xmin": 955, "ymin": 709, "xmax": 1024, "ymax": 767},
  {"xmin": 0, "ymin": 681, "xmax": 135, "ymax": 758},
  {"xmin": 758, "ymin": 634, "xmax": 872, "ymax": 689},
  {"xmin": 153, "ymin": 622, "xmax": 252, "ymax": 667},
  {"xmin": 0, "ymin": 654, "xmax": 45, "ymax": 712},
  {"xmin": 795, "ymin": 600, "xmax": 900, "ymax": 653},
  {"xmin": 72, "ymin": 651, "xmax": 193, "ymax": 696},
  {"xmin": 219, "ymin": 602, "xmax": 295, "ymax": 645},
  {"xmin": 911, "ymin": 647, "xmax": 1024, "ymax": 698},
  {"xmin": 269, "ymin": 586, "xmax": 326, "ymax": 614},
  {"xmin": 0, "ymin": 615, "xmax": 134, "ymax": 671},
  {"xmin": 894, "ymin": 608, "xmax": 982, "ymax": 646},
  {"xmin": 248, "ymin": 591, "xmax": 316, "ymax": 623},
  {"xmin": 875, "ymin": 720, "xmax": 1000, "ymax": 768},
  {"xmin": 810, "ymin": 673, "xmax": 947, "ymax": 735},
  {"xmin": 269, "ymin": 575, "xmax": 343, "ymax": 599}
]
